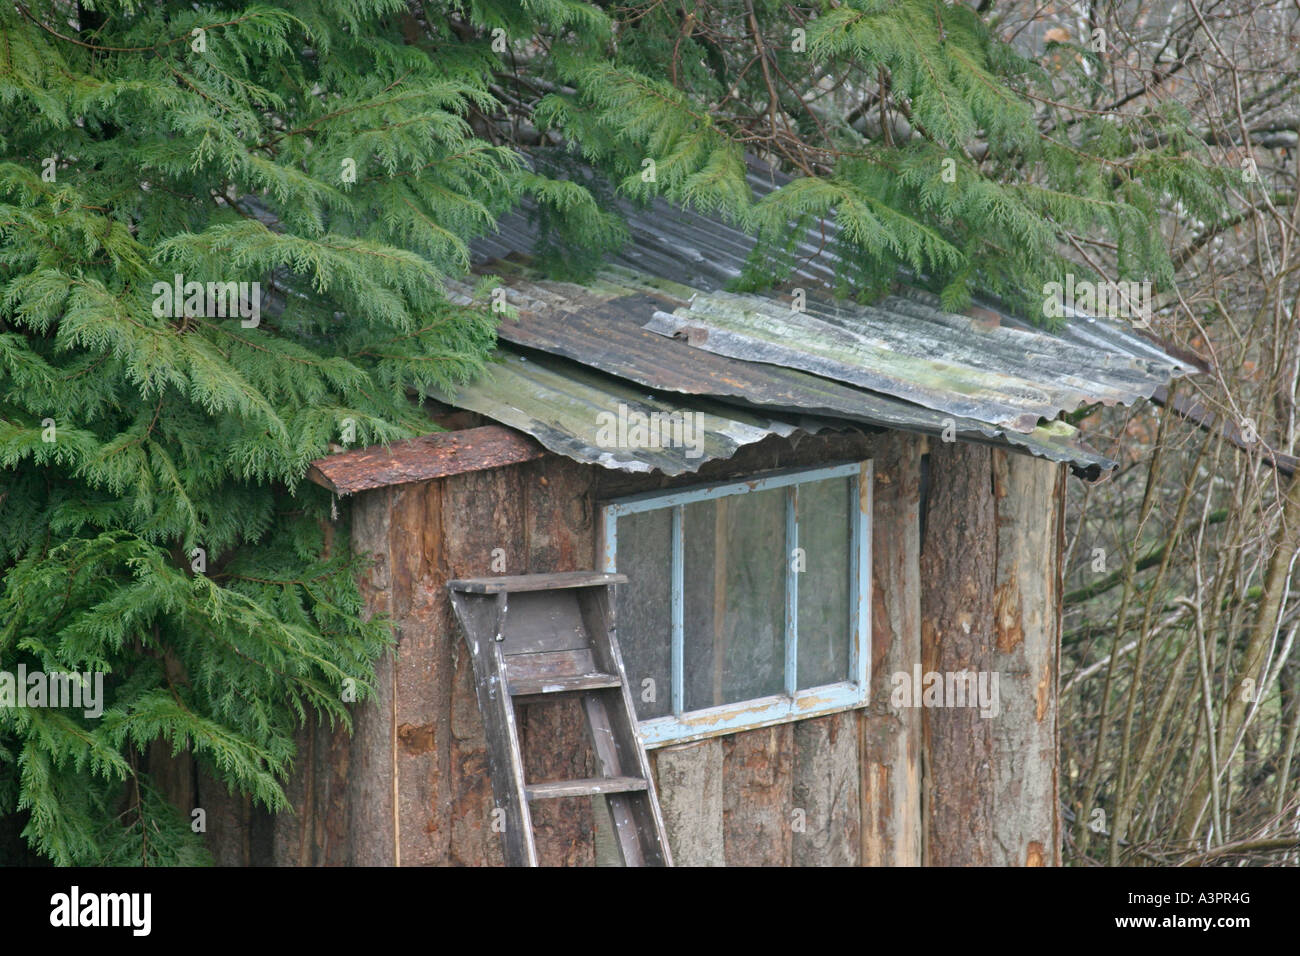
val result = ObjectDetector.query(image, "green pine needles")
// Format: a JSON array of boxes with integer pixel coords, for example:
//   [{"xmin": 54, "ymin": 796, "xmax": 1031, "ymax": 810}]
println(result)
[
  {"xmin": 1, "ymin": 0, "xmax": 1227, "ymax": 865},
  {"xmin": 0, "ymin": 0, "xmax": 528, "ymax": 865}
]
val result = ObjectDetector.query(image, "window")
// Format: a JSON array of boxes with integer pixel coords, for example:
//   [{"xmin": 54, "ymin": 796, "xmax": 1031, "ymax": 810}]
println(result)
[{"xmin": 600, "ymin": 462, "xmax": 871, "ymax": 746}]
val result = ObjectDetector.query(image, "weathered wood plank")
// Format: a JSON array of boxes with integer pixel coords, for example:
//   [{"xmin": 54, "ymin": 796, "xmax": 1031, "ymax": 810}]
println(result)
[
  {"xmin": 267, "ymin": 722, "xmax": 313, "ymax": 866},
  {"xmin": 526, "ymin": 776, "xmax": 647, "ymax": 799},
  {"xmin": 723, "ymin": 723, "xmax": 794, "ymax": 866},
  {"xmin": 504, "ymin": 648, "xmax": 600, "ymax": 682},
  {"xmin": 391, "ymin": 480, "xmax": 453, "ymax": 866},
  {"xmin": 495, "ymin": 589, "xmax": 594, "ymax": 655},
  {"xmin": 653, "ymin": 740, "xmax": 725, "ymax": 866},
  {"xmin": 990, "ymin": 450, "xmax": 1063, "ymax": 866},
  {"xmin": 448, "ymin": 640, "xmax": 505, "ymax": 866},
  {"xmin": 262, "ymin": 688, "xmax": 353, "ymax": 864},
  {"xmin": 451, "ymin": 590, "xmax": 538, "ymax": 865},
  {"xmin": 307, "ymin": 721, "xmax": 353, "ymax": 865},
  {"xmin": 519, "ymin": 456, "xmax": 600, "ymax": 866},
  {"xmin": 442, "ymin": 466, "xmax": 527, "ymax": 866},
  {"xmin": 862, "ymin": 431, "xmax": 923, "ymax": 866},
  {"xmin": 793, "ymin": 712, "xmax": 861, "ymax": 866},
  {"xmin": 346, "ymin": 487, "xmax": 398, "ymax": 865},
  {"xmin": 518, "ymin": 695, "xmax": 596, "ymax": 866},
  {"xmin": 307, "ymin": 424, "xmax": 545, "ymax": 494},
  {"xmin": 919, "ymin": 440, "xmax": 997, "ymax": 866},
  {"xmin": 449, "ymin": 571, "xmax": 626, "ymax": 593},
  {"xmin": 508, "ymin": 671, "xmax": 620, "ymax": 698},
  {"xmin": 524, "ymin": 456, "xmax": 597, "ymax": 571}
]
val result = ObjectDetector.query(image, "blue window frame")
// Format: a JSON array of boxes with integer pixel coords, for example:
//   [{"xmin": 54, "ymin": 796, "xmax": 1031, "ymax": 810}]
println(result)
[{"xmin": 600, "ymin": 461, "xmax": 872, "ymax": 747}]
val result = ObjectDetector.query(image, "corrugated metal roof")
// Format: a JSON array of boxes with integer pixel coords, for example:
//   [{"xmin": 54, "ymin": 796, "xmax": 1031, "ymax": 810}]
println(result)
[
  {"xmin": 475, "ymin": 156, "xmax": 1195, "ymax": 379},
  {"xmin": 643, "ymin": 288, "xmax": 1180, "ymax": 431},
  {"xmin": 443, "ymin": 269, "xmax": 1118, "ymax": 477},
  {"xmin": 456, "ymin": 157, "xmax": 1194, "ymax": 480},
  {"xmin": 427, "ymin": 348, "xmax": 845, "ymax": 476}
]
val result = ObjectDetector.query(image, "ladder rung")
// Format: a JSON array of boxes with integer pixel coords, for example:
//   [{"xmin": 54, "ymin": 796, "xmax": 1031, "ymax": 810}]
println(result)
[
  {"xmin": 449, "ymin": 572, "xmax": 627, "ymax": 593},
  {"xmin": 507, "ymin": 672, "xmax": 621, "ymax": 696},
  {"xmin": 525, "ymin": 776, "xmax": 648, "ymax": 800},
  {"xmin": 449, "ymin": 572, "xmax": 672, "ymax": 865}
]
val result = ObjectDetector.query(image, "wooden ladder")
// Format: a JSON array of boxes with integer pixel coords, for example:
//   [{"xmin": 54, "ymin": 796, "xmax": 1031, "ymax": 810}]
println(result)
[{"xmin": 447, "ymin": 571, "xmax": 673, "ymax": 867}]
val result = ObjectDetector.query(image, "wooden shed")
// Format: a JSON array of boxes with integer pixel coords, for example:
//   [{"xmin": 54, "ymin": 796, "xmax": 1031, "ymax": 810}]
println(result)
[{"xmin": 200, "ymin": 181, "xmax": 1193, "ymax": 867}]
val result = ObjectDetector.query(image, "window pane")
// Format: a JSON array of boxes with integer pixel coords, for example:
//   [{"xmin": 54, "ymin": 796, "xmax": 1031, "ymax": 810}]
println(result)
[
  {"xmin": 614, "ymin": 508, "xmax": 673, "ymax": 719},
  {"xmin": 683, "ymin": 488, "xmax": 786, "ymax": 710},
  {"xmin": 797, "ymin": 477, "xmax": 852, "ymax": 689}
]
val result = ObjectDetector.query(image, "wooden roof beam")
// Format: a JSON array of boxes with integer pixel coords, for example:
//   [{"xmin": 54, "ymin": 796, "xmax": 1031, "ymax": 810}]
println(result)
[{"xmin": 307, "ymin": 424, "xmax": 546, "ymax": 495}]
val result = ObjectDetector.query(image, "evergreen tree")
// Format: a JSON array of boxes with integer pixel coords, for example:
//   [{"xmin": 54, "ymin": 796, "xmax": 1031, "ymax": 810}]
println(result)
[
  {"xmin": 1, "ymin": 0, "xmax": 1226, "ymax": 864},
  {"xmin": 469, "ymin": 0, "xmax": 1228, "ymax": 311},
  {"xmin": 0, "ymin": 0, "xmax": 544, "ymax": 865}
]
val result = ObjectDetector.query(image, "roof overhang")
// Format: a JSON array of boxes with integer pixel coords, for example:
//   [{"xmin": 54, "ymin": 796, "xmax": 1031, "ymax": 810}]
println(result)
[{"xmin": 308, "ymin": 153, "xmax": 1197, "ymax": 491}]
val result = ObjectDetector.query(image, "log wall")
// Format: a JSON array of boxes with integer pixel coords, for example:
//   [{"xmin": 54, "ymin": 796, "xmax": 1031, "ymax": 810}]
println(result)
[
  {"xmin": 200, "ymin": 430, "xmax": 1063, "ymax": 866},
  {"xmin": 919, "ymin": 443, "xmax": 1064, "ymax": 866}
]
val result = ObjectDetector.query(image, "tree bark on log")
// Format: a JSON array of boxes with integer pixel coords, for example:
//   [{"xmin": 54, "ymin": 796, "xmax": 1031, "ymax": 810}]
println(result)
[
  {"xmin": 653, "ymin": 739, "xmax": 726, "ymax": 866},
  {"xmin": 990, "ymin": 450, "xmax": 1063, "ymax": 866},
  {"xmin": 862, "ymin": 431, "xmax": 923, "ymax": 866},
  {"xmin": 723, "ymin": 724, "xmax": 794, "ymax": 865},
  {"xmin": 920, "ymin": 441, "xmax": 997, "ymax": 866}
]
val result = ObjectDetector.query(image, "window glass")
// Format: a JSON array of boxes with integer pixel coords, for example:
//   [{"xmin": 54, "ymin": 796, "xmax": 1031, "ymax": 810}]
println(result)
[
  {"xmin": 682, "ymin": 489, "xmax": 786, "ymax": 710},
  {"xmin": 615, "ymin": 507, "xmax": 673, "ymax": 719},
  {"xmin": 607, "ymin": 463, "xmax": 866, "ymax": 742},
  {"xmin": 796, "ymin": 477, "xmax": 852, "ymax": 689}
]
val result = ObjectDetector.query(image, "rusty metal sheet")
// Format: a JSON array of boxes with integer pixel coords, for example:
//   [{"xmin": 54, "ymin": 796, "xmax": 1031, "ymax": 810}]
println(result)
[
  {"xmin": 491, "ymin": 289, "xmax": 980, "ymax": 422},
  {"xmin": 426, "ymin": 348, "xmax": 841, "ymax": 477},
  {"xmin": 276, "ymin": 151, "xmax": 1188, "ymax": 489},
  {"xmin": 462, "ymin": 153, "xmax": 1196, "ymax": 479},
  {"xmin": 445, "ymin": 275, "xmax": 1116, "ymax": 476},
  {"xmin": 307, "ymin": 425, "xmax": 545, "ymax": 494},
  {"xmin": 473, "ymin": 160, "xmax": 1188, "ymax": 385},
  {"xmin": 643, "ymin": 289, "xmax": 1186, "ymax": 433}
]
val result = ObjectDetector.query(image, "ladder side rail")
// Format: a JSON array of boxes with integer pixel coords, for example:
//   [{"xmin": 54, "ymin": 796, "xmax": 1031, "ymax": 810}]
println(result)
[
  {"xmin": 578, "ymin": 586, "xmax": 674, "ymax": 866},
  {"xmin": 450, "ymin": 590, "xmax": 539, "ymax": 866}
]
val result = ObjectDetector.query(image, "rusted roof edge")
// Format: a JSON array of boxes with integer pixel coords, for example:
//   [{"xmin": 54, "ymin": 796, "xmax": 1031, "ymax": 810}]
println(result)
[{"xmin": 1151, "ymin": 384, "xmax": 1296, "ymax": 477}]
